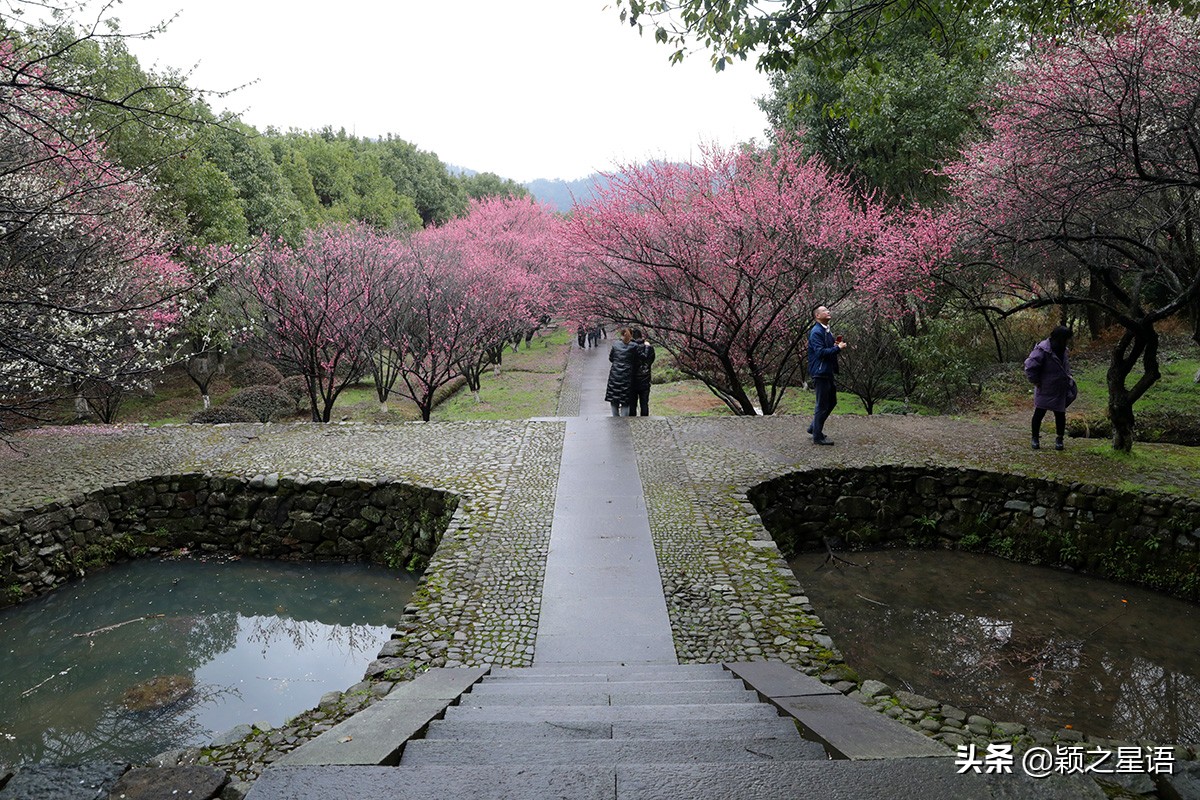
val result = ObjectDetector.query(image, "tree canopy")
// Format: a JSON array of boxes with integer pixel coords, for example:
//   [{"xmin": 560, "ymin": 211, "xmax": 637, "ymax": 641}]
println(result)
[
  {"xmin": 612, "ymin": 0, "xmax": 1177, "ymax": 72},
  {"xmin": 934, "ymin": 9, "xmax": 1200, "ymax": 451}
]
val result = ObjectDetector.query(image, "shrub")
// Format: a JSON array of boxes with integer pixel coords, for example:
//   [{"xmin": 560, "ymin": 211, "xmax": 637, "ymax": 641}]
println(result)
[
  {"xmin": 230, "ymin": 360, "xmax": 284, "ymax": 388},
  {"xmin": 188, "ymin": 406, "xmax": 258, "ymax": 424},
  {"xmin": 280, "ymin": 375, "xmax": 308, "ymax": 402},
  {"xmin": 895, "ymin": 317, "xmax": 991, "ymax": 413},
  {"xmin": 225, "ymin": 385, "xmax": 295, "ymax": 422}
]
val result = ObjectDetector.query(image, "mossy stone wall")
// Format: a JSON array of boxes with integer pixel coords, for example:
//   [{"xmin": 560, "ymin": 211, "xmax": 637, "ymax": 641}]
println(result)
[
  {"xmin": 0, "ymin": 472, "xmax": 457, "ymax": 607},
  {"xmin": 748, "ymin": 466, "xmax": 1200, "ymax": 601}
]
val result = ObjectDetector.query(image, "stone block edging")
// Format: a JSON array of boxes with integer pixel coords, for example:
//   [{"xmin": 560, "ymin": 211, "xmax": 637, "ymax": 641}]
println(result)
[{"xmin": 0, "ymin": 472, "xmax": 459, "ymax": 608}]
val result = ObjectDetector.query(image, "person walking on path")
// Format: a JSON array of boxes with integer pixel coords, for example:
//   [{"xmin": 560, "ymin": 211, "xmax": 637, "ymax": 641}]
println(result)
[
  {"xmin": 629, "ymin": 328, "xmax": 656, "ymax": 416},
  {"xmin": 807, "ymin": 305, "xmax": 846, "ymax": 445},
  {"xmin": 577, "ymin": 324, "xmax": 587, "ymax": 349},
  {"xmin": 1023, "ymin": 325, "xmax": 1077, "ymax": 450},
  {"xmin": 605, "ymin": 327, "xmax": 637, "ymax": 416}
]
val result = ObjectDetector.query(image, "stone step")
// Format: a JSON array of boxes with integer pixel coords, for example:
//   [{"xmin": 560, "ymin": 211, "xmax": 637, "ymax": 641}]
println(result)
[
  {"xmin": 477, "ymin": 677, "xmax": 741, "ymax": 692},
  {"xmin": 246, "ymin": 760, "xmax": 1107, "ymax": 799},
  {"xmin": 487, "ymin": 664, "xmax": 730, "ymax": 681},
  {"xmin": 422, "ymin": 717, "xmax": 806, "ymax": 742},
  {"xmin": 274, "ymin": 666, "xmax": 488, "ymax": 767},
  {"xmin": 442, "ymin": 702, "xmax": 783, "ymax": 724},
  {"xmin": 399, "ymin": 737, "xmax": 829, "ymax": 766},
  {"xmin": 461, "ymin": 685, "xmax": 759, "ymax": 706}
]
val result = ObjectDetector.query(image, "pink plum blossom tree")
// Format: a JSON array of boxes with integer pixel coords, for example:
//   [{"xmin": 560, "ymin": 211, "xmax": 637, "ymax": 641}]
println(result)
[
  {"xmin": 441, "ymin": 197, "xmax": 560, "ymax": 398},
  {"xmin": 939, "ymin": 9, "xmax": 1200, "ymax": 451},
  {"xmin": 239, "ymin": 223, "xmax": 402, "ymax": 422},
  {"xmin": 560, "ymin": 139, "xmax": 899, "ymax": 415}
]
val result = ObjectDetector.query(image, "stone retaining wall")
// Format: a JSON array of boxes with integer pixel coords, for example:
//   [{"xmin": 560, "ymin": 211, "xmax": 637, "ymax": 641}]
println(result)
[
  {"xmin": 0, "ymin": 472, "xmax": 457, "ymax": 607},
  {"xmin": 748, "ymin": 465, "xmax": 1200, "ymax": 602}
]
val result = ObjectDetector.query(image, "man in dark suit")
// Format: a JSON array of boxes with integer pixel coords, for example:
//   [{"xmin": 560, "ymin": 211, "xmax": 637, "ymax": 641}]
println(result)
[{"xmin": 807, "ymin": 305, "xmax": 847, "ymax": 445}]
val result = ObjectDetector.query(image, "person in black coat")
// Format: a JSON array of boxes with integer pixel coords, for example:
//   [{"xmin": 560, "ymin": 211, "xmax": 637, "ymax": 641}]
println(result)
[
  {"xmin": 629, "ymin": 327, "xmax": 656, "ymax": 416},
  {"xmin": 605, "ymin": 328, "xmax": 636, "ymax": 416}
]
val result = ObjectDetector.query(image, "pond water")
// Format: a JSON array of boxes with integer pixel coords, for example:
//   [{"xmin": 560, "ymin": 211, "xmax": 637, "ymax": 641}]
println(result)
[
  {"xmin": 0, "ymin": 557, "xmax": 417, "ymax": 768},
  {"xmin": 790, "ymin": 548, "xmax": 1200, "ymax": 743}
]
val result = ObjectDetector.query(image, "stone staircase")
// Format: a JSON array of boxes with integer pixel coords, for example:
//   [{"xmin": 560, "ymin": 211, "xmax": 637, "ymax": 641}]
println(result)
[
  {"xmin": 404, "ymin": 663, "xmax": 828, "ymax": 768},
  {"xmin": 244, "ymin": 661, "xmax": 1095, "ymax": 799}
]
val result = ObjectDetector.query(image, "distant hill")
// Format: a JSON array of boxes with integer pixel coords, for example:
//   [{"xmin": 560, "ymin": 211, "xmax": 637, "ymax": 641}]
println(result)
[
  {"xmin": 447, "ymin": 165, "xmax": 611, "ymax": 214},
  {"xmin": 524, "ymin": 175, "xmax": 610, "ymax": 214}
]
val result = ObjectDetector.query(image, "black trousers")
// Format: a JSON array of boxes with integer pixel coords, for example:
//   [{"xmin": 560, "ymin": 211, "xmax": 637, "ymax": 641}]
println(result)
[
  {"xmin": 811, "ymin": 376, "xmax": 837, "ymax": 441},
  {"xmin": 1032, "ymin": 408, "xmax": 1065, "ymax": 438},
  {"xmin": 631, "ymin": 384, "xmax": 650, "ymax": 416}
]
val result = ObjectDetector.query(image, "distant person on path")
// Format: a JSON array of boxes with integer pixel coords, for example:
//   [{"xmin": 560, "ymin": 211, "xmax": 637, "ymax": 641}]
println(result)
[
  {"xmin": 577, "ymin": 324, "xmax": 587, "ymax": 349},
  {"xmin": 807, "ymin": 305, "xmax": 846, "ymax": 446},
  {"xmin": 629, "ymin": 328, "xmax": 656, "ymax": 416},
  {"xmin": 1023, "ymin": 325, "xmax": 1077, "ymax": 450},
  {"xmin": 605, "ymin": 327, "xmax": 637, "ymax": 416}
]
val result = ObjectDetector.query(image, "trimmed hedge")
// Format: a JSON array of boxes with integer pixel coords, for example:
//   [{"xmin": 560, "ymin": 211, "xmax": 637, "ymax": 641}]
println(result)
[
  {"xmin": 280, "ymin": 375, "xmax": 309, "ymax": 406},
  {"xmin": 226, "ymin": 385, "xmax": 295, "ymax": 422},
  {"xmin": 230, "ymin": 360, "xmax": 284, "ymax": 388},
  {"xmin": 188, "ymin": 406, "xmax": 258, "ymax": 424}
]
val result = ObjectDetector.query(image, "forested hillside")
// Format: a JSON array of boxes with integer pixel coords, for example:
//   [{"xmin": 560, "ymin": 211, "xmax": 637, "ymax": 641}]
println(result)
[{"xmin": 57, "ymin": 34, "xmax": 529, "ymax": 248}]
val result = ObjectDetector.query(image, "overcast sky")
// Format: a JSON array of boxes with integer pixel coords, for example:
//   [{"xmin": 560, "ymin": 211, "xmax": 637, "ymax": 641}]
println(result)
[{"xmin": 101, "ymin": 0, "xmax": 772, "ymax": 182}]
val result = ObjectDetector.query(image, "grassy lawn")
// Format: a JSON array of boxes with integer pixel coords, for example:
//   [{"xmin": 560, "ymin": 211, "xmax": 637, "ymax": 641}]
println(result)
[{"xmin": 1071, "ymin": 355, "xmax": 1200, "ymax": 414}]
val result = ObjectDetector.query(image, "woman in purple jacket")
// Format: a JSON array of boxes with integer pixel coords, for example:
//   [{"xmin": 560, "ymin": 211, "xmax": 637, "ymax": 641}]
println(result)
[{"xmin": 1023, "ymin": 326, "xmax": 1077, "ymax": 450}]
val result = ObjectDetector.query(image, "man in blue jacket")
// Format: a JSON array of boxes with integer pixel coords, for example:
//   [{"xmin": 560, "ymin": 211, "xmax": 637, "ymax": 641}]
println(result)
[{"xmin": 808, "ymin": 305, "xmax": 847, "ymax": 445}]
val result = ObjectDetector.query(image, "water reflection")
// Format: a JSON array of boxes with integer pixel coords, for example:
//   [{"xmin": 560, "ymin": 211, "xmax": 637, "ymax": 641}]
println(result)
[
  {"xmin": 791, "ymin": 549, "xmax": 1200, "ymax": 742},
  {"xmin": 0, "ymin": 558, "xmax": 417, "ymax": 768}
]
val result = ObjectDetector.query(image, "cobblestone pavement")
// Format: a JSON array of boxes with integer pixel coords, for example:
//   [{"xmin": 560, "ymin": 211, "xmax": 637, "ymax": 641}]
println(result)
[{"xmin": 630, "ymin": 418, "xmax": 838, "ymax": 670}]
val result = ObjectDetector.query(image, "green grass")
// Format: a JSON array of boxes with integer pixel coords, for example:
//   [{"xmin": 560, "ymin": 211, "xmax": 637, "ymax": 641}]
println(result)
[
  {"xmin": 773, "ymin": 389, "xmax": 879, "ymax": 418},
  {"xmin": 432, "ymin": 328, "xmax": 571, "ymax": 420},
  {"xmin": 1070, "ymin": 441, "xmax": 1200, "ymax": 496},
  {"xmin": 105, "ymin": 371, "xmax": 238, "ymax": 425},
  {"xmin": 435, "ymin": 371, "xmax": 563, "ymax": 420},
  {"xmin": 650, "ymin": 380, "xmax": 730, "ymax": 417},
  {"xmin": 1070, "ymin": 356, "xmax": 1199, "ymax": 414}
]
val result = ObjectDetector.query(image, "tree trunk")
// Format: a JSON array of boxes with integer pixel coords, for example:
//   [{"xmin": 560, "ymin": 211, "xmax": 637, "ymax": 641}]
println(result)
[
  {"xmin": 379, "ymin": 401, "xmax": 388, "ymax": 413},
  {"xmin": 1106, "ymin": 325, "xmax": 1161, "ymax": 453},
  {"xmin": 202, "ymin": 394, "xmax": 210, "ymax": 410},
  {"xmin": 1108, "ymin": 385, "xmax": 1136, "ymax": 453}
]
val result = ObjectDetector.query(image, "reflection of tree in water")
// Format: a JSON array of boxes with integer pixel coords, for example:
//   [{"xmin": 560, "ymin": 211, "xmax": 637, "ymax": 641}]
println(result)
[
  {"xmin": 918, "ymin": 610, "xmax": 1083, "ymax": 682},
  {"xmin": 885, "ymin": 607, "xmax": 1200, "ymax": 740},
  {"xmin": 803, "ymin": 550, "xmax": 1200, "ymax": 742},
  {"xmin": 1100, "ymin": 656, "xmax": 1200, "ymax": 742},
  {"xmin": 179, "ymin": 611, "xmax": 240, "ymax": 666},
  {"xmin": 1, "ymin": 560, "xmax": 411, "ymax": 768},
  {"xmin": 246, "ymin": 616, "xmax": 384, "ymax": 659},
  {"xmin": 16, "ymin": 683, "xmax": 238, "ymax": 766}
]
